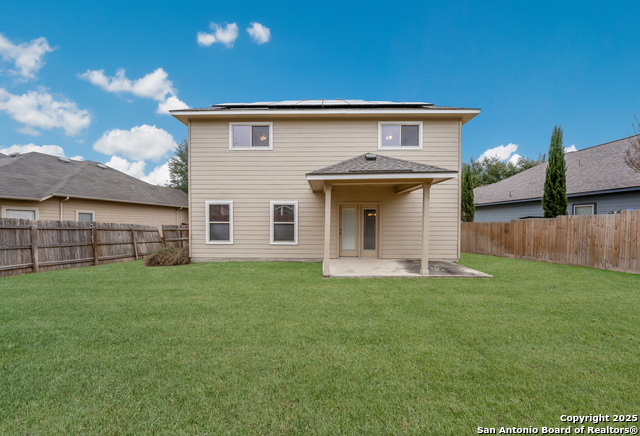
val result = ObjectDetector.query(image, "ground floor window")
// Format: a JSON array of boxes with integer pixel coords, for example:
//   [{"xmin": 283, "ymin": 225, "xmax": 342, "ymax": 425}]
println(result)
[
  {"xmin": 206, "ymin": 201, "xmax": 233, "ymax": 244},
  {"xmin": 76, "ymin": 211, "xmax": 94, "ymax": 222},
  {"xmin": 572, "ymin": 202, "xmax": 596, "ymax": 215},
  {"xmin": 2, "ymin": 207, "xmax": 38, "ymax": 220},
  {"xmin": 270, "ymin": 201, "xmax": 298, "ymax": 245}
]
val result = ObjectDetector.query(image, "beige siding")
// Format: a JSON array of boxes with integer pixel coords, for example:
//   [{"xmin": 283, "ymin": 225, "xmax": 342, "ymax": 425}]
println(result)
[
  {"xmin": 1, "ymin": 198, "xmax": 187, "ymax": 230},
  {"xmin": 189, "ymin": 116, "xmax": 461, "ymax": 261}
]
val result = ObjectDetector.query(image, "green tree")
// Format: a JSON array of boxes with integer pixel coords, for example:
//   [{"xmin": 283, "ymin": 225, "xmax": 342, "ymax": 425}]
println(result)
[
  {"xmin": 624, "ymin": 117, "xmax": 640, "ymax": 172},
  {"xmin": 466, "ymin": 154, "xmax": 545, "ymax": 188},
  {"xmin": 461, "ymin": 163, "xmax": 475, "ymax": 222},
  {"xmin": 542, "ymin": 126, "xmax": 568, "ymax": 218},
  {"xmin": 167, "ymin": 138, "xmax": 188, "ymax": 193}
]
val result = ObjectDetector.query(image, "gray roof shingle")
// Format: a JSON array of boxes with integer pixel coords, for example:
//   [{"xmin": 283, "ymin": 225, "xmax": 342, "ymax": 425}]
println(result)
[
  {"xmin": 307, "ymin": 153, "xmax": 455, "ymax": 176},
  {"xmin": 474, "ymin": 135, "xmax": 640, "ymax": 205},
  {"xmin": 0, "ymin": 152, "xmax": 187, "ymax": 207}
]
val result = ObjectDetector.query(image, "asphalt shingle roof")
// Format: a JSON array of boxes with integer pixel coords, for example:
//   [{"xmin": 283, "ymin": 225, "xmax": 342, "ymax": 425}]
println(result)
[
  {"xmin": 307, "ymin": 153, "xmax": 455, "ymax": 175},
  {"xmin": 474, "ymin": 135, "xmax": 640, "ymax": 205},
  {"xmin": 0, "ymin": 152, "xmax": 188, "ymax": 207}
]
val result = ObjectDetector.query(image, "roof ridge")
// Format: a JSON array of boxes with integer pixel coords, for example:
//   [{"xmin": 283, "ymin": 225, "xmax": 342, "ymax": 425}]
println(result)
[
  {"xmin": 570, "ymin": 133, "xmax": 640, "ymax": 154},
  {"xmin": 47, "ymin": 158, "xmax": 88, "ymax": 197}
]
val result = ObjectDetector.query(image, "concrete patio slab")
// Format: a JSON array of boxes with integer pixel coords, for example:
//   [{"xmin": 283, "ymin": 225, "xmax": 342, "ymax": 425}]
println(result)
[{"xmin": 327, "ymin": 258, "xmax": 492, "ymax": 278}]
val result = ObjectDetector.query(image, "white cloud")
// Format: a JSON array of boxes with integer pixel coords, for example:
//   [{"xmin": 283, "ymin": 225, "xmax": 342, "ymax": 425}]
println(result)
[
  {"xmin": 478, "ymin": 143, "xmax": 519, "ymax": 162},
  {"xmin": 157, "ymin": 95, "xmax": 189, "ymax": 114},
  {"xmin": 93, "ymin": 124, "xmax": 176, "ymax": 161},
  {"xmin": 564, "ymin": 145, "xmax": 577, "ymax": 153},
  {"xmin": 0, "ymin": 87, "xmax": 91, "ymax": 136},
  {"xmin": 79, "ymin": 67, "xmax": 187, "ymax": 114},
  {"xmin": 247, "ymin": 22, "xmax": 271, "ymax": 44},
  {"xmin": 0, "ymin": 34, "xmax": 54, "ymax": 79},
  {"xmin": 0, "ymin": 143, "xmax": 83, "ymax": 160},
  {"xmin": 17, "ymin": 126, "xmax": 41, "ymax": 136},
  {"xmin": 197, "ymin": 22, "xmax": 239, "ymax": 48},
  {"xmin": 507, "ymin": 153, "xmax": 522, "ymax": 165},
  {"xmin": 105, "ymin": 156, "xmax": 170, "ymax": 186}
]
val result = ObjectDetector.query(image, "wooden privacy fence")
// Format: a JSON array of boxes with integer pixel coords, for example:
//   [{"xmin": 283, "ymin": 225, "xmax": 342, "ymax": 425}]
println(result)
[
  {"xmin": 162, "ymin": 224, "xmax": 189, "ymax": 248},
  {"xmin": 0, "ymin": 218, "xmax": 189, "ymax": 277},
  {"xmin": 461, "ymin": 210, "xmax": 640, "ymax": 273}
]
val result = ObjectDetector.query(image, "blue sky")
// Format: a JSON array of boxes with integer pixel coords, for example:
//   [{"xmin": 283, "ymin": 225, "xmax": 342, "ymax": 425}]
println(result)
[{"xmin": 1, "ymin": 0, "xmax": 639, "ymax": 184}]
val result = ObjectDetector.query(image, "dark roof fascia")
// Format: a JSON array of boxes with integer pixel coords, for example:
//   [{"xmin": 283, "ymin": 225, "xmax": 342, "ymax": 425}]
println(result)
[
  {"xmin": 307, "ymin": 169, "xmax": 456, "ymax": 176},
  {"xmin": 475, "ymin": 186, "xmax": 640, "ymax": 207},
  {"xmin": 0, "ymin": 195, "xmax": 42, "ymax": 202},
  {"xmin": 0, "ymin": 193, "xmax": 188, "ymax": 209},
  {"xmin": 48, "ymin": 193, "xmax": 188, "ymax": 209}
]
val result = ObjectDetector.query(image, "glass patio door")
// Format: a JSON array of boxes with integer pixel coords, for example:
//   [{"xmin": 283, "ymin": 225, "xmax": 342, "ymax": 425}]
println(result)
[
  {"xmin": 339, "ymin": 206, "xmax": 358, "ymax": 256},
  {"xmin": 339, "ymin": 205, "xmax": 378, "ymax": 257}
]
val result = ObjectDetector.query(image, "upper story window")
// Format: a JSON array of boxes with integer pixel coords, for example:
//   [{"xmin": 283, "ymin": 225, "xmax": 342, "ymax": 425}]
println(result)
[
  {"xmin": 378, "ymin": 121, "xmax": 422, "ymax": 149},
  {"xmin": 230, "ymin": 123, "xmax": 273, "ymax": 150}
]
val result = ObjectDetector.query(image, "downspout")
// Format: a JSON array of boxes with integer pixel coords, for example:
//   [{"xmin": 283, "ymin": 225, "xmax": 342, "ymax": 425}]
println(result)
[
  {"xmin": 59, "ymin": 196, "xmax": 70, "ymax": 220},
  {"xmin": 176, "ymin": 207, "xmax": 184, "ymax": 225}
]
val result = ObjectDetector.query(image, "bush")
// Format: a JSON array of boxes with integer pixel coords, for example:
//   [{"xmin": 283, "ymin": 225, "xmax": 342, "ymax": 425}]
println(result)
[{"xmin": 144, "ymin": 247, "xmax": 190, "ymax": 267}]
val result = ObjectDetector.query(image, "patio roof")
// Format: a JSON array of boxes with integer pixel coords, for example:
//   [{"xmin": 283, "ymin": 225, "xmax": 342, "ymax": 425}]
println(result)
[{"xmin": 305, "ymin": 153, "xmax": 457, "ymax": 192}]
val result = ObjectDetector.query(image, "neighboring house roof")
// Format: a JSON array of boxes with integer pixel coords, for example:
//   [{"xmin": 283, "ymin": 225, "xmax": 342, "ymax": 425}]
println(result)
[
  {"xmin": 475, "ymin": 135, "xmax": 640, "ymax": 206},
  {"xmin": 0, "ymin": 152, "xmax": 188, "ymax": 208},
  {"xmin": 307, "ymin": 153, "xmax": 454, "ymax": 175},
  {"xmin": 171, "ymin": 99, "xmax": 481, "ymax": 125}
]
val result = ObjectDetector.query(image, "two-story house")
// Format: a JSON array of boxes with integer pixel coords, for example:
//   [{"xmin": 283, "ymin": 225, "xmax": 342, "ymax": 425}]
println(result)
[{"xmin": 171, "ymin": 99, "xmax": 479, "ymax": 276}]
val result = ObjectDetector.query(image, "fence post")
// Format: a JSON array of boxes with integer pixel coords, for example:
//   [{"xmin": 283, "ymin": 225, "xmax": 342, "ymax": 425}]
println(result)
[
  {"xmin": 131, "ymin": 228, "xmax": 139, "ymax": 260},
  {"xmin": 92, "ymin": 226, "xmax": 99, "ymax": 265},
  {"xmin": 31, "ymin": 224, "xmax": 39, "ymax": 273},
  {"xmin": 162, "ymin": 229, "xmax": 167, "ymax": 248}
]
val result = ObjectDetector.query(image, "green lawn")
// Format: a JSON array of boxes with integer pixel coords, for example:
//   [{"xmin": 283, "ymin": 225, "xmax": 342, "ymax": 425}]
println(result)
[{"xmin": 1, "ymin": 254, "xmax": 638, "ymax": 435}]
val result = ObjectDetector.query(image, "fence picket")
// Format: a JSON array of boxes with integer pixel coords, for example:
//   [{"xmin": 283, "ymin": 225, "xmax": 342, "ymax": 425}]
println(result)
[
  {"xmin": 461, "ymin": 211, "xmax": 640, "ymax": 273},
  {"xmin": 0, "ymin": 218, "xmax": 182, "ymax": 277}
]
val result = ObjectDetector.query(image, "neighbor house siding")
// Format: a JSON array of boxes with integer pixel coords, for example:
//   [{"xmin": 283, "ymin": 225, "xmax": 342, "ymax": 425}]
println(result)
[
  {"xmin": 189, "ymin": 116, "xmax": 461, "ymax": 261},
  {"xmin": 0, "ymin": 198, "xmax": 188, "ymax": 230},
  {"xmin": 475, "ymin": 190, "xmax": 640, "ymax": 222},
  {"xmin": 474, "ymin": 201, "xmax": 544, "ymax": 222}
]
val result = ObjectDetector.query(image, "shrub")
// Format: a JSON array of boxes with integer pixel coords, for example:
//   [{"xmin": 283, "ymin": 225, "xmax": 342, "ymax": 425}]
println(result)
[{"xmin": 144, "ymin": 246, "xmax": 190, "ymax": 267}]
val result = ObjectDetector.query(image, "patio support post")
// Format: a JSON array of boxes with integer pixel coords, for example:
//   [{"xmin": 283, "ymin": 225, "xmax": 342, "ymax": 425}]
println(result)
[
  {"xmin": 420, "ymin": 182, "xmax": 431, "ymax": 275},
  {"xmin": 322, "ymin": 183, "xmax": 332, "ymax": 276}
]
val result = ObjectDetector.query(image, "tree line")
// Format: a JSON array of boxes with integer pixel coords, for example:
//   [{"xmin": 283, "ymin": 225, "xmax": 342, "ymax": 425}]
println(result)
[{"xmin": 462, "ymin": 126, "xmax": 568, "ymax": 222}]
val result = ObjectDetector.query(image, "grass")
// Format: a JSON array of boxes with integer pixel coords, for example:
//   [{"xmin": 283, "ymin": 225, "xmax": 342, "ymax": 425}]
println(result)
[{"xmin": 0, "ymin": 254, "xmax": 638, "ymax": 435}]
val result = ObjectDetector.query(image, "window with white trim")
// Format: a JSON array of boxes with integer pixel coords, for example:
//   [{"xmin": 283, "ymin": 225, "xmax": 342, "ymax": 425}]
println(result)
[
  {"xmin": 270, "ymin": 201, "xmax": 298, "ymax": 245},
  {"xmin": 2, "ymin": 207, "xmax": 38, "ymax": 220},
  {"xmin": 206, "ymin": 201, "xmax": 233, "ymax": 244},
  {"xmin": 573, "ymin": 203, "xmax": 596, "ymax": 216},
  {"xmin": 76, "ymin": 211, "xmax": 94, "ymax": 222},
  {"xmin": 230, "ymin": 123, "xmax": 273, "ymax": 149},
  {"xmin": 378, "ymin": 121, "xmax": 422, "ymax": 149}
]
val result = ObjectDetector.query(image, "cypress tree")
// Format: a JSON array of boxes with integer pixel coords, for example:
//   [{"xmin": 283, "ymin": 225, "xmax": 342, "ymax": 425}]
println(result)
[
  {"xmin": 542, "ymin": 126, "xmax": 568, "ymax": 218},
  {"xmin": 461, "ymin": 163, "xmax": 475, "ymax": 222}
]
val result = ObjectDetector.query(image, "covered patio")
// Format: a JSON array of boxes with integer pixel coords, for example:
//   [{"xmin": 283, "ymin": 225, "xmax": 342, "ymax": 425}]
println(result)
[{"xmin": 306, "ymin": 153, "xmax": 472, "ymax": 277}]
